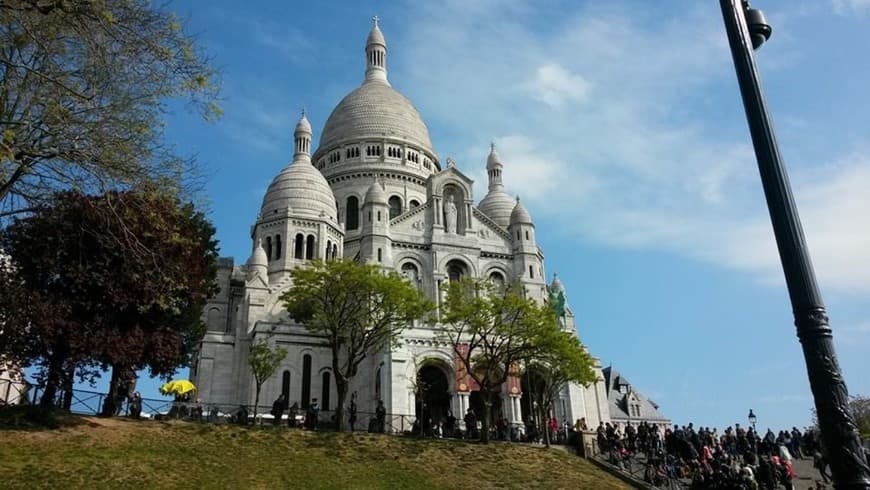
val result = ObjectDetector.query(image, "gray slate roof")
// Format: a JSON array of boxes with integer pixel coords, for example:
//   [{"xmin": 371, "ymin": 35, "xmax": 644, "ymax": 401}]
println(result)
[{"xmin": 602, "ymin": 366, "xmax": 670, "ymax": 423}]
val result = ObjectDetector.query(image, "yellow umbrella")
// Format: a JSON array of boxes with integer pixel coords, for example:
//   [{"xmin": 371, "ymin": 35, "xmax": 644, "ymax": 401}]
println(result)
[{"xmin": 160, "ymin": 380, "xmax": 197, "ymax": 396}]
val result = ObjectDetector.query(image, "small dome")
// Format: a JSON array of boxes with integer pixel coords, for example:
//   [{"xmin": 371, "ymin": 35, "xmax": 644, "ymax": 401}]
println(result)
[
  {"xmin": 249, "ymin": 239, "xmax": 268, "ymax": 268},
  {"xmin": 295, "ymin": 112, "xmax": 312, "ymax": 134},
  {"xmin": 260, "ymin": 160, "xmax": 337, "ymax": 220},
  {"xmin": 510, "ymin": 197, "xmax": 533, "ymax": 226},
  {"xmin": 478, "ymin": 190, "xmax": 515, "ymax": 228},
  {"xmin": 365, "ymin": 180, "xmax": 388, "ymax": 205},
  {"xmin": 486, "ymin": 143, "xmax": 502, "ymax": 169}
]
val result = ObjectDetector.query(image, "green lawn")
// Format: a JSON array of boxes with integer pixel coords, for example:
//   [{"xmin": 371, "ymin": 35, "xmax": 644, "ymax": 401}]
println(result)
[{"xmin": 0, "ymin": 415, "xmax": 628, "ymax": 489}]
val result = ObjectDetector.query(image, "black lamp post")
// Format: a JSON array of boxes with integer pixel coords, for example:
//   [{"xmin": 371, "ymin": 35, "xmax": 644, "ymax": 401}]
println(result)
[
  {"xmin": 719, "ymin": 1, "xmax": 870, "ymax": 487},
  {"xmin": 748, "ymin": 409, "xmax": 757, "ymax": 431}
]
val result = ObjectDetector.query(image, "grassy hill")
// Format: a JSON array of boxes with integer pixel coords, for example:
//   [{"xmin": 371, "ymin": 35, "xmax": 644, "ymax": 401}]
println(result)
[{"xmin": 0, "ymin": 415, "xmax": 628, "ymax": 489}]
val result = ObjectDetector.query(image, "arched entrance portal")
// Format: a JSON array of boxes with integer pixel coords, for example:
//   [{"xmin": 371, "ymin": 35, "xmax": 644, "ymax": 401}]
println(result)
[
  {"xmin": 415, "ymin": 363, "xmax": 451, "ymax": 436},
  {"xmin": 469, "ymin": 389, "xmax": 503, "ymax": 434},
  {"xmin": 520, "ymin": 369, "xmax": 546, "ymax": 432}
]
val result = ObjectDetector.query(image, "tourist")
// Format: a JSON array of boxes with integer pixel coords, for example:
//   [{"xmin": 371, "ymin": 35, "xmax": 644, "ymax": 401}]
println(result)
[
  {"xmin": 307, "ymin": 398, "xmax": 320, "ymax": 430},
  {"xmin": 444, "ymin": 409, "xmax": 456, "ymax": 438},
  {"xmin": 288, "ymin": 402, "xmax": 300, "ymax": 428},
  {"xmin": 463, "ymin": 408, "xmax": 477, "ymax": 440},
  {"xmin": 236, "ymin": 404, "xmax": 249, "ymax": 425},
  {"xmin": 271, "ymin": 394, "xmax": 286, "ymax": 426},
  {"xmin": 375, "ymin": 399, "xmax": 386, "ymax": 433},
  {"xmin": 128, "ymin": 391, "xmax": 142, "ymax": 419}
]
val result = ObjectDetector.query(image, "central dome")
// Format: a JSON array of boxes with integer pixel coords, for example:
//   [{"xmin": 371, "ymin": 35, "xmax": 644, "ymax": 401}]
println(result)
[{"xmin": 318, "ymin": 81, "xmax": 434, "ymax": 152}]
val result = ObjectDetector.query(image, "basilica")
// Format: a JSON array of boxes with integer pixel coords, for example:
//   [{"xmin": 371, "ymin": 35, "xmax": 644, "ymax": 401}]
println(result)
[{"xmin": 192, "ymin": 19, "xmax": 664, "ymax": 432}]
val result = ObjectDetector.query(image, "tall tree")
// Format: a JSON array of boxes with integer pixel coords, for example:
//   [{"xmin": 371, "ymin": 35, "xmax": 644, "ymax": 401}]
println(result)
[
  {"xmin": 525, "ymin": 330, "xmax": 597, "ymax": 447},
  {"xmin": 247, "ymin": 338, "xmax": 288, "ymax": 420},
  {"xmin": 440, "ymin": 279, "xmax": 558, "ymax": 444},
  {"xmin": 0, "ymin": 188, "xmax": 218, "ymax": 409},
  {"xmin": 0, "ymin": 0, "xmax": 220, "ymax": 217},
  {"xmin": 282, "ymin": 259, "xmax": 432, "ymax": 431}
]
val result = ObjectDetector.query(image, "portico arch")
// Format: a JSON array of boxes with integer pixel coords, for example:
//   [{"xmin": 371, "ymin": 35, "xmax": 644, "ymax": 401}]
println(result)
[{"xmin": 415, "ymin": 358, "xmax": 453, "ymax": 436}]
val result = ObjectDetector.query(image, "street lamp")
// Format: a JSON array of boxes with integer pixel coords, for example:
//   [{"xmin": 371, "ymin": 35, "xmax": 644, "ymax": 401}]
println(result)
[
  {"xmin": 747, "ymin": 409, "xmax": 757, "ymax": 430},
  {"xmin": 719, "ymin": 1, "xmax": 870, "ymax": 488}
]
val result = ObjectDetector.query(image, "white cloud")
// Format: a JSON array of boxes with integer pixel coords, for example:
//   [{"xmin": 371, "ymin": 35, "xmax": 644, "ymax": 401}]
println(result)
[
  {"xmin": 832, "ymin": 0, "xmax": 870, "ymax": 14},
  {"xmin": 395, "ymin": 0, "xmax": 870, "ymax": 295},
  {"xmin": 527, "ymin": 63, "xmax": 591, "ymax": 108}
]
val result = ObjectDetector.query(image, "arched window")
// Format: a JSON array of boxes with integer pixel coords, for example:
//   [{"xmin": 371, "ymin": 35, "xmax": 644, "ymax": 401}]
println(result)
[
  {"xmin": 281, "ymin": 371, "xmax": 291, "ymax": 401},
  {"xmin": 346, "ymin": 196, "xmax": 359, "ymax": 231},
  {"xmin": 489, "ymin": 271, "xmax": 505, "ymax": 290},
  {"xmin": 525, "ymin": 231, "xmax": 530, "ymax": 240},
  {"xmin": 294, "ymin": 233, "xmax": 304, "ymax": 259},
  {"xmin": 446, "ymin": 259, "xmax": 467, "ymax": 282},
  {"xmin": 529, "ymin": 265, "xmax": 534, "ymax": 278},
  {"xmin": 401, "ymin": 262, "xmax": 419, "ymax": 282},
  {"xmin": 377, "ymin": 248, "xmax": 382, "ymax": 262},
  {"xmin": 326, "ymin": 240, "xmax": 331, "ymax": 260},
  {"xmin": 377, "ymin": 211, "xmax": 382, "ymax": 222},
  {"xmin": 274, "ymin": 235, "xmax": 282, "ymax": 260},
  {"xmin": 302, "ymin": 354, "xmax": 312, "ymax": 409},
  {"xmin": 265, "ymin": 236, "xmax": 273, "ymax": 261},
  {"xmin": 321, "ymin": 372, "xmax": 331, "ymax": 411},
  {"xmin": 388, "ymin": 196, "xmax": 402, "ymax": 219},
  {"xmin": 306, "ymin": 235, "xmax": 315, "ymax": 260},
  {"xmin": 332, "ymin": 244, "xmax": 338, "ymax": 259},
  {"xmin": 409, "ymin": 200, "xmax": 420, "ymax": 209}
]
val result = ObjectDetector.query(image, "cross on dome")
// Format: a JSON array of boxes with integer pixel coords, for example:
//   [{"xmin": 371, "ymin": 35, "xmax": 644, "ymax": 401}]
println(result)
[{"xmin": 372, "ymin": 15, "xmax": 379, "ymax": 27}]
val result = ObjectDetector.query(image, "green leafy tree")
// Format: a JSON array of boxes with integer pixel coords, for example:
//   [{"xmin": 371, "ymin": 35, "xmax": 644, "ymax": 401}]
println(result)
[
  {"xmin": 851, "ymin": 396, "xmax": 870, "ymax": 438},
  {"xmin": 0, "ymin": 0, "xmax": 220, "ymax": 217},
  {"xmin": 525, "ymin": 330, "xmax": 596, "ymax": 447},
  {"xmin": 247, "ymin": 338, "xmax": 288, "ymax": 419},
  {"xmin": 0, "ymin": 188, "xmax": 219, "ymax": 410},
  {"xmin": 440, "ymin": 278, "xmax": 558, "ymax": 444},
  {"xmin": 282, "ymin": 259, "xmax": 432, "ymax": 431}
]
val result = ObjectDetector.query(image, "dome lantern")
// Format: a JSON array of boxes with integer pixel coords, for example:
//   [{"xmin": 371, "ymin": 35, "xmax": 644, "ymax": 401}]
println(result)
[
  {"xmin": 365, "ymin": 16, "xmax": 388, "ymax": 85},
  {"xmin": 478, "ymin": 142, "xmax": 514, "ymax": 228}
]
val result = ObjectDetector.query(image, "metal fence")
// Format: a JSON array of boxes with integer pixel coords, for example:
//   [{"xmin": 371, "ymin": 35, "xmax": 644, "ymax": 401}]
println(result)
[
  {"xmin": 1, "ymin": 378, "xmax": 29, "ymax": 407},
  {"xmin": 3, "ymin": 382, "xmax": 425, "ymax": 434},
  {"xmin": 590, "ymin": 445, "xmax": 687, "ymax": 489}
]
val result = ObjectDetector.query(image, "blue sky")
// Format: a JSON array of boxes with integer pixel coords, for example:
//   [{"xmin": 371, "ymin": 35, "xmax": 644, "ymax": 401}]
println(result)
[{"xmin": 76, "ymin": 0, "xmax": 870, "ymax": 430}]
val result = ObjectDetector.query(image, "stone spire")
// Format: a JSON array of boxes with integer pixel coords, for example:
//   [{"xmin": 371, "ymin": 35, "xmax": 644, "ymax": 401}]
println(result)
[
  {"xmin": 294, "ymin": 110, "xmax": 312, "ymax": 161},
  {"xmin": 365, "ymin": 16, "xmax": 389, "ymax": 85},
  {"xmin": 486, "ymin": 141, "xmax": 504, "ymax": 192}
]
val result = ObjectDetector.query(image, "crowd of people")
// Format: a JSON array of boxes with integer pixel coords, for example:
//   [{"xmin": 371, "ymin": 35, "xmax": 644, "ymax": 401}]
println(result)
[
  {"xmin": 595, "ymin": 421, "xmax": 832, "ymax": 489},
  {"xmin": 255, "ymin": 392, "xmax": 389, "ymax": 433}
]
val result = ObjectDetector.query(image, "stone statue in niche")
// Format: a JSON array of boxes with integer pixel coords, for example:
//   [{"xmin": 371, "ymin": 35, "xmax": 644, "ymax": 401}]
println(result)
[{"xmin": 444, "ymin": 194, "xmax": 458, "ymax": 234}]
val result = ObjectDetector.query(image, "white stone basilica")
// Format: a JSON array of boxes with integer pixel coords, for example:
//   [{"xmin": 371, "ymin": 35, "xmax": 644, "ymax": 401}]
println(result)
[{"xmin": 192, "ymin": 19, "xmax": 620, "ymax": 430}]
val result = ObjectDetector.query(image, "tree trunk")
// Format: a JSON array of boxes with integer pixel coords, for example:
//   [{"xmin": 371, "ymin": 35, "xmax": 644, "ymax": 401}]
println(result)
[
  {"xmin": 253, "ymin": 384, "xmax": 261, "ymax": 421},
  {"xmin": 61, "ymin": 363, "xmax": 75, "ymax": 410},
  {"xmin": 541, "ymin": 405, "xmax": 552, "ymax": 447},
  {"xmin": 480, "ymin": 391, "xmax": 492, "ymax": 444},
  {"xmin": 101, "ymin": 365, "xmax": 122, "ymax": 417},
  {"xmin": 334, "ymin": 376, "xmax": 348, "ymax": 432},
  {"xmin": 39, "ymin": 352, "xmax": 64, "ymax": 408}
]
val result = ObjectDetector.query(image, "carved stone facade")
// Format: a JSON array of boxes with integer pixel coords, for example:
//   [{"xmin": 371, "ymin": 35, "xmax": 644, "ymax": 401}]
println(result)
[{"xmin": 192, "ymin": 19, "xmax": 639, "ymax": 431}]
